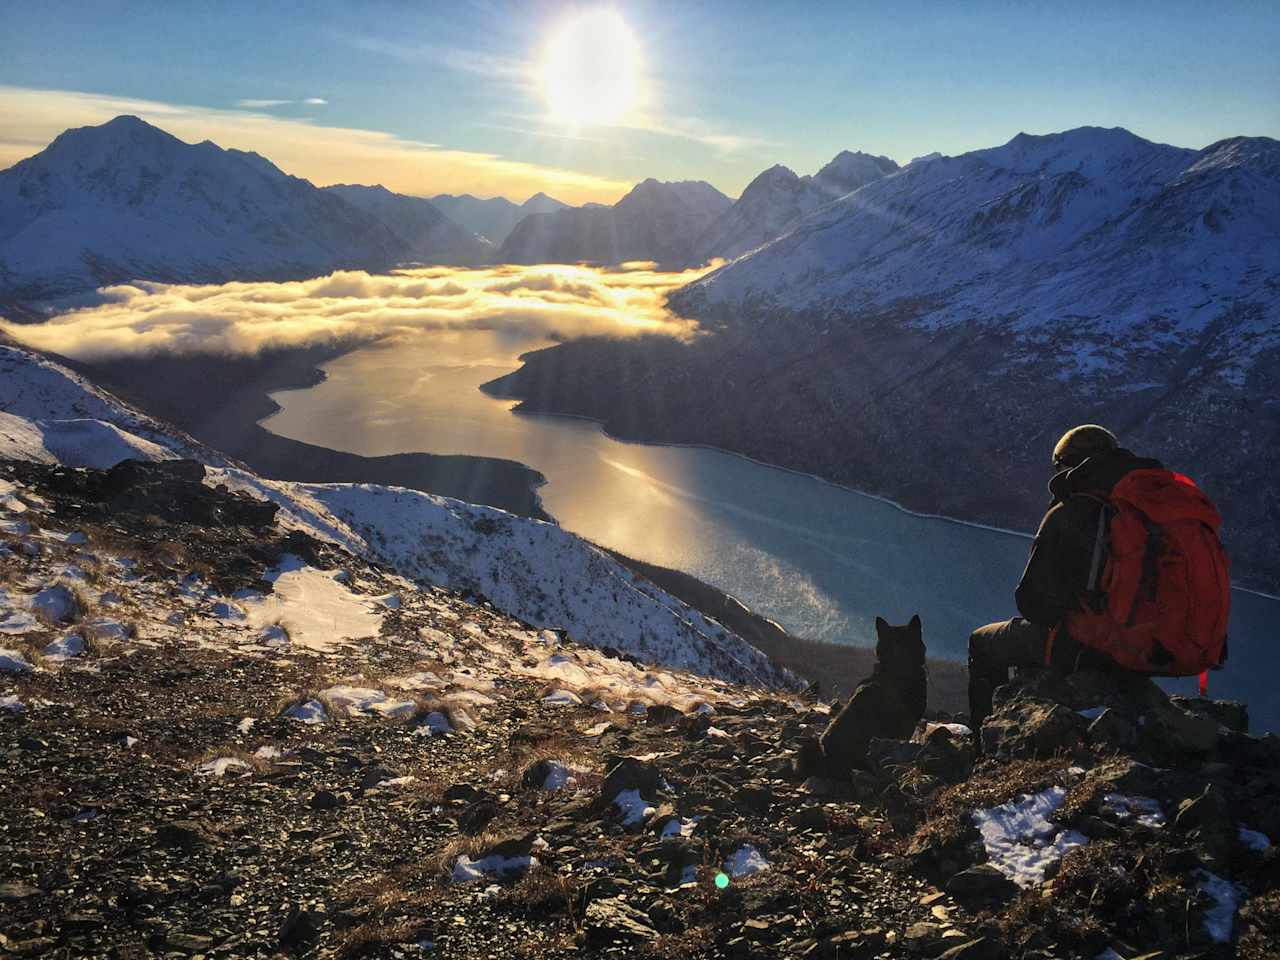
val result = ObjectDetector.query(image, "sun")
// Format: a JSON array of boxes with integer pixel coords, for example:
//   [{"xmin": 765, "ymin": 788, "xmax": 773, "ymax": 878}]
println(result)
[{"xmin": 540, "ymin": 9, "xmax": 643, "ymax": 127}]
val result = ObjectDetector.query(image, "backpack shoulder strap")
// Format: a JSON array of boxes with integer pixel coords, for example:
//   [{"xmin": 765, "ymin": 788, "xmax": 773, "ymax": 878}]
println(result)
[{"xmin": 1067, "ymin": 491, "xmax": 1113, "ymax": 601}]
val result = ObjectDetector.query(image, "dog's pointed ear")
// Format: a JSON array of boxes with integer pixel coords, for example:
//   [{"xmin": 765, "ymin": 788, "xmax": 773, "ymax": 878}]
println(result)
[
  {"xmin": 909, "ymin": 614, "xmax": 921, "ymax": 629},
  {"xmin": 874, "ymin": 616, "xmax": 888, "ymax": 631}
]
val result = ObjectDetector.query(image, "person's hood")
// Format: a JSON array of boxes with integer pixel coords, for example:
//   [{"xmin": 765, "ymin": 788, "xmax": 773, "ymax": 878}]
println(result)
[{"xmin": 1048, "ymin": 447, "xmax": 1164, "ymax": 502}]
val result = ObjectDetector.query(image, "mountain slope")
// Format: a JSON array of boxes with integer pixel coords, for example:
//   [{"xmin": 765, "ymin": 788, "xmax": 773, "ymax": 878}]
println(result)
[
  {"xmin": 485, "ymin": 127, "xmax": 1280, "ymax": 588},
  {"xmin": 498, "ymin": 178, "xmax": 732, "ymax": 266},
  {"xmin": 0, "ymin": 342, "xmax": 792, "ymax": 689},
  {"xmin": 430, "ymin": 191, "xmax": 570, "ymax": 245},
  {"xmin": 0, "ymin": 116, "xmax": 416, "ymax": 300},
  {"xmin": 322, "ymin": 184, "xmax": 492, "ymax": 264},
  {"xmin": 5, "ymin": 455, "xmax": 1273, "ymax": 958}
]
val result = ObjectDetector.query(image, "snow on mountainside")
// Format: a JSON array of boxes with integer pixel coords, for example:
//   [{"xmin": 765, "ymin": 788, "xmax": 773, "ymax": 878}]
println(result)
[
  {"xmin": 0, "ymin": 344, "xmax": 215, "ymax": 466},
  {"xmin": 0, "ymin": 116, "xmax": 457, "ymax": 302},
  {"xmin": 322, "ymin": 184, "xmax": 493, "ymax": 264},
  {"xmin": 695, "ymin": 150, "xmax": 900, "ymax": 261},
  {"xmin": 685, "ymin": 127, "xmax": 1279, "ymax": 352},
  {"xmin": 498, "ymin": 178, "xmax": 732, "ymax": 266},
  {"xmin": 0, "ymin": 343, "xmax": 792, "ymax": 689},
  {"xmin": 430, "ymin": 191, "xmax": 570, "ymax": 245}
]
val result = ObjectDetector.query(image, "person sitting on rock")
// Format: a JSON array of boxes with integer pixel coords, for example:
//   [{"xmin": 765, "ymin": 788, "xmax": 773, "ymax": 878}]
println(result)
[{"xmin": 968, "ymin": 424, "xmax": 1227, "ymax": 738}]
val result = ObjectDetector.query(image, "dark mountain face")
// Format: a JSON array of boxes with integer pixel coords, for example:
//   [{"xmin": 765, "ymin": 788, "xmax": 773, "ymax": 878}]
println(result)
[
  {"xmin": 430, "ymin": 192, "xmax": 570, "ymax": 245},
  {"xmin": 322, "ymin": 184, "xmax": 492, "ymax": 265},
  {"xmin": 486, "ymin": 128, "xmax": 1280, "ymax": 591},
  {"xmin": 498, "ymin": 179, "xmax": 731, "ymax": 266}
]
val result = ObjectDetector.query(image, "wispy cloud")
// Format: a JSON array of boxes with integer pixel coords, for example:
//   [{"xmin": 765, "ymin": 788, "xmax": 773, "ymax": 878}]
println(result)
[
  {"xmin": 338, "ymin": 32, "xmax": 535, "ymax": 91},
  {"xmin": 234, "ymin": 97, "xmax": 328, "ymax": 108},
  {"xmin": 0, "ymin": 263, "xmax": 717, "ymax": 360},
  {"xmin": 625, "ymin": 112, "xmax": 780, "ymax": 155},
  {"xmin": 0, "ymin": 86, "xmax": 632, "ymax": 205}
]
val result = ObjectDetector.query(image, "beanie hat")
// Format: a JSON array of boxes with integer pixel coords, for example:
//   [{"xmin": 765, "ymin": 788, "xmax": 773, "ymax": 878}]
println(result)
[{"xmin": 1053, "ymin": 424, "xmax": 1118, "ymax": 469}]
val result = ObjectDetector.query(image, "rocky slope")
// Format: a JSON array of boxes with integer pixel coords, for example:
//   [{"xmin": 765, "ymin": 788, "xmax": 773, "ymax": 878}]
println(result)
[
  {"xmin": 484, "ymin": 127, "xmax": 1280, "ymax": 589},
  {"xmin": 0, "ymin": 343, "xmax": 790, "ymax": 690},
  {"xmin": 1, "ymin": 457, "xmax": 1275, "ymax": 959},
  {"xmin": 0, "ymin": 117, "xmax": 485, "ymax": 302},
  {"xmin": 429, "ymin": 192, "xmax": 570, "ymax": 246},
  {"xmin": 322, "ymin": 185, "xmax": 492, "ymax": 265},
  {"xmin": 695, "ymin": 151, "xmax": 899, "ymax": 261},
  {"xmin": 498, "ymin": 179, "xmax": 732, "ymax": 267}
]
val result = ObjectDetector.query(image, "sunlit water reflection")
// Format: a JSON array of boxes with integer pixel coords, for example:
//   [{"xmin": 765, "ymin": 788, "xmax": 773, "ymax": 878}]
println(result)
[{"xmin": 263, "ymin": 331, "xmax": 1278, "ymax": 729}]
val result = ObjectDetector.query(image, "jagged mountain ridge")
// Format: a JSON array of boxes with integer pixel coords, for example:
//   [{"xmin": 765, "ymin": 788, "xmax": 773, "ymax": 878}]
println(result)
[
  {"xmin": 498, "ymin": 177, "xmax": 732, "ymax": 266},
  {"xmin": 485, "ymin": 126, "xmax": 1280, "ymax": 588},
  {"xmin": 429, "ymin": 191, "xmax": 571, "ymax": 245},
  {"xmin": 0, "ymin": 116, "xmax": 487, "ymax": 302},
  {"xmin": 322, "ymin": 183, "xmax": 492, "ymax": 265},
  {"xmin": 695, "ymin": 150, "xmax": 900, "ymax": 261}
]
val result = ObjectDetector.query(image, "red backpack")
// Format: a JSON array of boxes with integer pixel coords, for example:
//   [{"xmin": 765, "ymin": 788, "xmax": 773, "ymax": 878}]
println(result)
[{"xmin": 1062, "ymin": 468, "xmax": 1230, "ymax": 678}]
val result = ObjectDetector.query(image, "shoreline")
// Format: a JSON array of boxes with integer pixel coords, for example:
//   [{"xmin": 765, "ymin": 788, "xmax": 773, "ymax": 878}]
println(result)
[{"xmin": 485, "ymin": 383, "xmax": 1280, "ymax": 602}]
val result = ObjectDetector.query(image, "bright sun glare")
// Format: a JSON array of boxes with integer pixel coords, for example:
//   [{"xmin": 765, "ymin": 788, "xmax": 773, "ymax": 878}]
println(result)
[{"xmin": 540, "ymin": 9, "xmax": 642, "ymax": 126}]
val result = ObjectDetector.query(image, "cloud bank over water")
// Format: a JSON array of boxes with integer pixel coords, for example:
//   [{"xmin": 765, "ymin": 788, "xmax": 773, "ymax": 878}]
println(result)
[{"xmin": 1, "ymin": 263, "xmax": 717, "ymax": 360}]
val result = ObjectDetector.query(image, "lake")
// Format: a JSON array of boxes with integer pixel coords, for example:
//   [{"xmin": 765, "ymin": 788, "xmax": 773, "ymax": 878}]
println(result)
[{"xmin": 263, "ymin": 330, "xmax": 1278, "ymax": 729}]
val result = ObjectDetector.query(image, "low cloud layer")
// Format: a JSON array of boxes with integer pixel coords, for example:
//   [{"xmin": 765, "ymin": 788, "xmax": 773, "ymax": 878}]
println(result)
[{"xmin": 1, "ymin": 263, "xmax": 718, "ymax": 361}]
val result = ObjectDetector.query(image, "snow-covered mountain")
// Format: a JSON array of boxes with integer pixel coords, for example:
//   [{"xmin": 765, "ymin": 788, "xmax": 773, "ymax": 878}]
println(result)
[
  {"xmin": 430, "ymin": 191, "xmax": 570, "ymax": 245},
  {"xmin": 0, "ymin": 116, "xmax": 410, "ymax": 300},
  {"xmin": 0, "ymin": 342, "xmax": 792, "ymax": 689},
  {"xmin": 695, "ymin": 150, "xmax": 899, "ymax": 261},
  {"xmin": 498, "ymin": 178, "xmax": 732, "ymax": 266},
  {"xmin": 0, "ymin": 116, "xmax": 493, "ymax": 302},
  {"xmin": 684, "ymin": 127, "xmax": 1277, "ymax": 331},
  {"xmin": 322, "ymin": 184, "xmax": 493, "ymax": 264},
  {"xmin": 483, "ymin": 127, "xmax": 1280, "ymax": 588}
]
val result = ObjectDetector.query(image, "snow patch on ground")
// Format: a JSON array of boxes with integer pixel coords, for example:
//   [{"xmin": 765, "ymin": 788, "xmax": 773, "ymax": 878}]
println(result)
[
  {"xmin": 284, "ymin": 699, "xmax": 328, "ymax": 724},
  {"xmin": 973, "ymin": 785, "xmax": 1088, "ymax": 887},
  {"xmin": 0, "ymin": 693, "xmax": 23, "ymax": 713},
  {"xmin": 724, "ymin": 844, "xmax": 770, "ymax": 878},
  {"xmin": 414, "ymin": 711, "xmax": 453, "ymax": 736},
  {"xmin": 196, "ymin": 757, "xmax": 252, "ymax": 778},
  {"xmin": 1196, "ymin": 869, "xmax": 1242, "ymax": 943},
  {"xmin": 0, "ymin": 649, "xmax": 33, "ymax": 673},
  {"xmin": 0, "ymin": 609, "xmax": 39, "ymax": 635},
  {"xmin": 320, "ymin": 685, "xmax": 416, "ymax": 718},
  {"xmin": 41, "ymin": 633, "xmax": 86, "ymax": 661},
  {"xmin": 1101, "ymin": 793, "xmax": 1166, "ymax": 828},
  {"xmin": 239, "ymin": 555, "xmax": 384, "ymax": 653},
  {"xmin": 612, "ymin": 789, "xmax": 656, "ymax": 826},
  {"xmin": 451, "ymin": 854, "xmax": 538, "ymax": 884},
  {"xmin": 542, "ymin": 688, "xmax": 583, "ymax": 706},
  {"xmin": 1239, "ymin": 825, "xmax": 1272, "ymax": 852}
]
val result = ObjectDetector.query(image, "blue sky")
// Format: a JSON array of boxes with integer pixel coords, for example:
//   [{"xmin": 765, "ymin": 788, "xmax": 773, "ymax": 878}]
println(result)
[{"xmin": 2, "ymin": 0, "xmax": 1277, "ymax": 202}]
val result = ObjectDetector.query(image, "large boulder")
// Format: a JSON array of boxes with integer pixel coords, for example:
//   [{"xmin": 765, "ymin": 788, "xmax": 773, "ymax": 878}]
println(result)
[{"xmin": 981, "ymin": 697, "xmax": 1084, "ymax": 759}]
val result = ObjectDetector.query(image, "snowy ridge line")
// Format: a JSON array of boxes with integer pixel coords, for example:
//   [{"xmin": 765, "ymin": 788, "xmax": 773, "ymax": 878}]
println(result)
[
  {"xmin": 211, "ymin": 473, "xmax": 797, "ymax": 691},
  {"xmin": 0, "ymin": 345, "xmax": 227, "ymax": 469}
]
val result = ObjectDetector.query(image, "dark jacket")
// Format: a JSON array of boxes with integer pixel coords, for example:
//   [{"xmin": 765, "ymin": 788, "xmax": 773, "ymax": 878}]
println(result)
[{"xmin": 1015, "ymin": 448, "xmax": 1163, "ymax": 627}]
